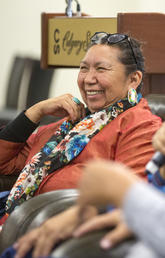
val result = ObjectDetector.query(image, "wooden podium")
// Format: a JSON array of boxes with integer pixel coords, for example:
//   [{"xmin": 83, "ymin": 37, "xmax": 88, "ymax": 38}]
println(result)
[
  {"xmin": 41, "ymin": 13, "xmax": 117, "ymax": 68},
  {"xmin": 41, "ymin": 12, "xmax": 165, "ymax": 96},
  {"xmin": 117, "ymin": 13, "xmax": 165, "ymax": 95},
  {"xmin": 41, "ymin": 13, "xmax": 90, "ymax": 69}
]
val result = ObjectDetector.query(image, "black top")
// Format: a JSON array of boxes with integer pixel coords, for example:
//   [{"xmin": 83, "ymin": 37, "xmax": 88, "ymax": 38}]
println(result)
[
  {"xmin": 0, "ymin": 107, "xmax": 91, "ymax": 143},
  {"xmin": 0, "ymin": 112, "xmax": 38, "ymax": 142}
]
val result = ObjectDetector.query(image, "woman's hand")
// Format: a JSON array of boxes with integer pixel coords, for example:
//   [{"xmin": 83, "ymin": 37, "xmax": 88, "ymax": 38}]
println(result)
[
  {"xmin": 14, "ymin": 206, "xmax": 80, "ymax": 258},
  {"xmin": 152, "ymin": 122, "xmax": 165, "ymax": 179},
  {"xmin": 25, "ymin": 94, "xmax": 85, "ymax": 124},
  {"xmin": 14, "ymin": 205, "xmax": 97, "ymax": 258},
  {"xmin": 74, "ymin": 209, "xmax": 133, "ymax": 249}
]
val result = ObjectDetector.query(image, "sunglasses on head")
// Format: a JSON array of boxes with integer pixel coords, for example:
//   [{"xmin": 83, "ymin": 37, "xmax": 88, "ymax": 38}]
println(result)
[{"xmin": 90, "ymin": 32, "xmax": 138, "ymax": 68}]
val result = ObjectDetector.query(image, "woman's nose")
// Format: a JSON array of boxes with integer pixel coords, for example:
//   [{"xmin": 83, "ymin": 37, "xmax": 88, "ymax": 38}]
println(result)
[{"xmin": 84, "ymin": 69, "xmax": 97, "ymax": 84}]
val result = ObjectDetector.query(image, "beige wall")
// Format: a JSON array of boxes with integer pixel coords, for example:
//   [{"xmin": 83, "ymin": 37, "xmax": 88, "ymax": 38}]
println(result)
[{"xmin": 0, "ymin": 0, "xmax": 165, "ymax": 108}]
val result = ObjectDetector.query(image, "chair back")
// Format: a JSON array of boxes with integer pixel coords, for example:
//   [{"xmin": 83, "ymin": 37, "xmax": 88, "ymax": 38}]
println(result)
[
  {"xmin": 145, "ymin": 94, "xmax": 165, "ymax": 121},
  {"xmin": 0, "ymin": 55, "xmax": 54, "ymax": 126},
  {"xmin": 5, "ymin": 56, "xmax": 27, "ymax": 109}
]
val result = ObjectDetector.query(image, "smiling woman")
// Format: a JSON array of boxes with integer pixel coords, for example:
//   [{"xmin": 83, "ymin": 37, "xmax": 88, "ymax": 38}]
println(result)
[
  {"xmin": 0, "ymin": 32, "xmax": 161, "ymax": 246},
  {"xmin": 78, "ymin": 45, "xmax": 135, "ymax": 112}
]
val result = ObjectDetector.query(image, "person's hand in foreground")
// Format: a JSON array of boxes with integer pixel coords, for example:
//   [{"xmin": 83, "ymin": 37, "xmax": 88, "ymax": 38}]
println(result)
[
  {"xmin": 152, "ymin": 122, "xmax": 165, "ymax": 179},
  {"xmin": 25, "ymin": 94, "xmax": 85, "ymax": 124},
  {"xmin": 74, "ymin": 208, "xmax": 133, "ymax": 249},
  {"xmin": 14, "ymin": 205, "xmax": 97, "ymax": 258},
  {"xmin": 74, "ymin": 159, "xmax": 140, "ymax": 249}
]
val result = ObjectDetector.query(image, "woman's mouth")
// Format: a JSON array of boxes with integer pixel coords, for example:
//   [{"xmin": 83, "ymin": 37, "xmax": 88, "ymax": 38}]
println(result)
[{"xmin": 86, "ymin": 90, "xmax": 104, "ymax": 96}]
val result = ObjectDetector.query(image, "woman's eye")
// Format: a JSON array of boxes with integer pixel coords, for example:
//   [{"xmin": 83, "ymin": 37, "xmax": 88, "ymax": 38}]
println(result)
[
  {"xmin": 80, "ymin": 66, "xmax": 88, "ymax": 72},
  {"xmin": 97, "ymin": 67, "xmax": 106, "ymax": 71}
]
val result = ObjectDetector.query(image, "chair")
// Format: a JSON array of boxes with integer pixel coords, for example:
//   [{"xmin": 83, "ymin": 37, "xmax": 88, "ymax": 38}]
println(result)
[
  {"xmin": 145, "ymin": 94, "xmax": 165, "ymax": 121},
  {"xmin": 51, "ymin": 230, "xmax": 136, "ymax": 258},
  {"xmin": 0, "ymin": 56, "xmax": 27, "ymax": 126},
  {"xmin": 0, "ymin": 189, "xmax": 79, "ymax": 254},
  {"xmin": 0, "ymin": 188, "xmax": 137, "ymax": 258},
  {"xmin": 0, "ymin": 55, "xmax": 54, "ymax": 127}
]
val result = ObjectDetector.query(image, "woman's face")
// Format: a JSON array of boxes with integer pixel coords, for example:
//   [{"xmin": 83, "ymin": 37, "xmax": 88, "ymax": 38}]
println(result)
[{"xmin": 77, "ymin": 44, "xmax": 132, "ymax": 113}]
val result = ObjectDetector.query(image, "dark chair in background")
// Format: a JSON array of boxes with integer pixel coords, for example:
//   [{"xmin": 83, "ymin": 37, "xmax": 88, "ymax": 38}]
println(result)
[
  {"xmin": 0, "ymin": 56, "xmax": 27, "ymax": 125},
  {"xmin": 145, "ymin": 94, "xmax": 165, "ymax": 121},
  {"xmin": 0, "ymin": 55, "xmax": 54, "ymax": 126}
]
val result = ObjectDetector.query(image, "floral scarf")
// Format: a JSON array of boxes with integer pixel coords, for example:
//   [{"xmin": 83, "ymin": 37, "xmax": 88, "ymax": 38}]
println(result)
[{"xmin": 6, "ymin": 98, "xmax": 138, "ymax": 214}]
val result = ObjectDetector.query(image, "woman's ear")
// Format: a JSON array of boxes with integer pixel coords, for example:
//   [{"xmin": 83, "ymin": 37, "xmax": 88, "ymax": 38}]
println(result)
[{"xmin": 128, "ymin": 71, "xmax": 143, "ymax": 90}]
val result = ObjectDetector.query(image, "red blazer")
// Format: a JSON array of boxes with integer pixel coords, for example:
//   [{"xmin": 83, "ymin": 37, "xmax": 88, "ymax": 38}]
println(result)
[{"xmin": 0, "ymin": 99, "xmax": 162, "ymax": 195}]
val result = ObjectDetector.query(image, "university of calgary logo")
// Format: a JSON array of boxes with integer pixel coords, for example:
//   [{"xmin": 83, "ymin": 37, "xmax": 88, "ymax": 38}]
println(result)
[{"xmin": 53, "ymin": 29, "xmax": 91, "ymax": 55}]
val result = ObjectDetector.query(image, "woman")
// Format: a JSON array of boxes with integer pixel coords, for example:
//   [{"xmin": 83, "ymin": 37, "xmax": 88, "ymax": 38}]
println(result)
[{"xmin": 0, "ymin": 32, "xmax": 161, "ymax": 221}]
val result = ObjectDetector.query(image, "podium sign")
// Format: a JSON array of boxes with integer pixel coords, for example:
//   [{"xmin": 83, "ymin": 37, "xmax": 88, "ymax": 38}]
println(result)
[
  {"xmin": 47, "ymin": 17, "xmax": 117, "ymax": 67},
  {"xmin": 42, "ymin": 12, "xmax": 165, "ymax": 96}
]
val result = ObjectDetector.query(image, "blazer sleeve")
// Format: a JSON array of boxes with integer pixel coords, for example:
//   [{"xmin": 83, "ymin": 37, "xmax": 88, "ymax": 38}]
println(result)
[{"xmin": 0, "ymin": 112, "xmax": 38, "ymax": 175}]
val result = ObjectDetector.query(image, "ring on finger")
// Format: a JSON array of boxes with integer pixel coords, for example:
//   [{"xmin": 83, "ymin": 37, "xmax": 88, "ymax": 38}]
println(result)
[{"xmin": 72, "ymin": 97, "xmax": 81, "ymax": 105}]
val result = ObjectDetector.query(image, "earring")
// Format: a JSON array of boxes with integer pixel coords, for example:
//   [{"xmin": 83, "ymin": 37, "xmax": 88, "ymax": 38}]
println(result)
[{"xmin": 128, "ymin": 88, "xmax": 137, "ymax": 104}]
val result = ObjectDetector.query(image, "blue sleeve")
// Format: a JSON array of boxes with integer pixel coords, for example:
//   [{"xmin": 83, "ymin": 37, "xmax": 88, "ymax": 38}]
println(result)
[
  {"xmin": 147, "ymin": 170, "xmax": 165, "ymax": 193},
  {"xmin": 145, "ymin": 151, "xmax": 165, "ymax": 193}
]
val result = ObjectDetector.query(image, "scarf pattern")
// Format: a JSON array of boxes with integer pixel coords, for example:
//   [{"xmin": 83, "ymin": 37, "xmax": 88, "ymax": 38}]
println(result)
[{"xmin": 6, "ymin": 98, "xmax": 137, "ymax": 214}]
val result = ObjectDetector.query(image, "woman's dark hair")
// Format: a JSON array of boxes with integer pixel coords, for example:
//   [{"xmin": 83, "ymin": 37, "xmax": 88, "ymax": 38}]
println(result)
[{"xmin": 89, "ymin": 34, "xmax": 145, "ymax": 93}]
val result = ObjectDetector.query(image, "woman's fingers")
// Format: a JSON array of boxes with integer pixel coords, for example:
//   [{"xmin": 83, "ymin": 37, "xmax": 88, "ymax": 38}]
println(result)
[
  {"xmin": 25, "ymin": 94, "xmax": 86, "ymax": 123},
  {"xmin": 65, "ymin": 96, "xmax": 85, "ymax": 122},
  {"xmin": 74, "ymin": 213, "xmax": 112, "ymax": 237},
  {"xmin": 74, "ymin": 210, "xmax": 120, "ymax": 237},
  {"xmin": 15, "ymin": 224, "xmax": 62, "ymax": 258},
  {"xmin": 15, "ymin": 206, "xmax": 79, "ymax": 258},
  {"xmin": 74, "ymin": 210, "xmax": 132, "ymax": 250},
  {"xmin": 100, "ymin": 222, "xmax": 132, "ymax": 249},
  {"xmin": 32, "ymin": 230, "xmax": 60, "ymax": 258},
  {"xmin": 14, "ymin": 228, "xmax": 41, "ymax": 258}
]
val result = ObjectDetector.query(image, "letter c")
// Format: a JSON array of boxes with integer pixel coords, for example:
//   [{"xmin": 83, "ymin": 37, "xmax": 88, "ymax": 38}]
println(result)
[{"xmin": 54, "ymin": 29, "xmax": 60, "ymax": 43}]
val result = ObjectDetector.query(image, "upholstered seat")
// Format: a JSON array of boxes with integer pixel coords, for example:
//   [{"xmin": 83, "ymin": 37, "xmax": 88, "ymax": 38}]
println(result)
[
  {"xmin": 0, "ymin": 189, "xmax": 78, "ymax": 254},
  {"xmin": 0, "ymin": 56, "xmax": 54, "ymax": 127},
  {"xmin": 51, "ymin": 230, "xmax": 136, "ymax": 258},
  {"xmin": 145, "ymin": 94, "xmax": 165, "ymax": 121},
  {"xmin": 0, "ymin": 188, "xmax": 137, "ymax": 258}
]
